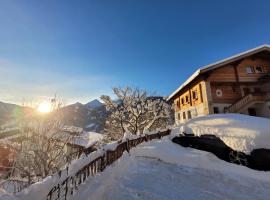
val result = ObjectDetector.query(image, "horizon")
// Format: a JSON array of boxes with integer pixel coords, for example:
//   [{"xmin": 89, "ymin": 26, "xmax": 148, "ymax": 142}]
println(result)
[{"xmin": 1, "ymin": 0, "xmax": 270, "ymax": 105}]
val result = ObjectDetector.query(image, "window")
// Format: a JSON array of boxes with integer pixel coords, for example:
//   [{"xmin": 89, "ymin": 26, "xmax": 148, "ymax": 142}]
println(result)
[
  {"xmin": 185, "ymin": 96, "xmax": 189, "ymax": 103},
  {"xmin": 216, "ymin": 89, "xmax": 223, "ymax": 97},
  {"xmin": 213, "ymin": 107, "xmax": 219, "ymax": 114},
  {"xmin": 178, "ymin": 113, "xmax": 181, "ymax": 120},
  {"xmin": 181, "ymin": 98, "xmax": 184, "ymax": 104},
  {"xmin": 176, "ymin": 100, "xmax": 180, "ymax": 108},
  {"xmin": 246, "ymin": 66, "xmax": 254, "ymax": 74},
  {"xmin": 187, "ymin": 111, "xmax": 192, "ymax": 119},
  {"xmin": 192, "ymin": 90, "xmax": 198, "ymax": 100},
  {"xmin": 255, "ymin": 66, "xmax": 263, "ymax": 73},
  {"xmin": 232, "ymin": 86, "xmax": 236, "ymax": 93},
  {"xmin": 183, "ymin": 112, "xmax": 186, "ymax": 120}
]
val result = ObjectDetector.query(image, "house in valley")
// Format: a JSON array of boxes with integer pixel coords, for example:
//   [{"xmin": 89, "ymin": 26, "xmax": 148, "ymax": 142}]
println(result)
[{"xmin": 167, "ymin": 45, "xmax": 270, "ymax": 124}]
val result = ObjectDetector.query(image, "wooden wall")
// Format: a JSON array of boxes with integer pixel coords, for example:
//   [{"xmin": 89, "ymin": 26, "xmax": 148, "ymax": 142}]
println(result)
[
  {"xmin": 210, "ymin": 84, "xmax": 242, "ymax": 104},
  {"xmin": 206, "ymin": 57, "xmax": 270, "ymax": 82},
  {"xmin": 173, "ymin": 80, "xmax": 204, "ymax": 111},
  {"xmin": 207, "ymin": 57, "xmax": 270, "ymax": 104}
]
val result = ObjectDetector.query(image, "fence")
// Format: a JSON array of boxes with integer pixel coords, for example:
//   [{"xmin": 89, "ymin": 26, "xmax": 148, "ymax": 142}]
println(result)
[
  {"xmin": 46, "ymin": 129, "xmax": 171, "ymax": 200},
  {"xmin": 0, "ymin": 179, "xmax": 30, "ymax": 193}
]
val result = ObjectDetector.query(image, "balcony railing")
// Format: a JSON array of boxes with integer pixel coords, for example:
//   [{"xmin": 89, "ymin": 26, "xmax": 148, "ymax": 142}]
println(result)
[{"xmin": 226, "ymin": 92, "xmax": 270, "ymax": 113}]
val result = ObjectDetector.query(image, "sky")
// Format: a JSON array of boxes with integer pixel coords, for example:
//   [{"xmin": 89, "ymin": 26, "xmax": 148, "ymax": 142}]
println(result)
[{"xmin": 1, "ymin": 0, "xmax": 270, "ymax": 105}]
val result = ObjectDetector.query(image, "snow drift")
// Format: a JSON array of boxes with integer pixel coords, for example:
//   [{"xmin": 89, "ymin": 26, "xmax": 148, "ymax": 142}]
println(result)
[{"xmin": 180, "ymin": 114, "xmax": 270, "ymax": 153}]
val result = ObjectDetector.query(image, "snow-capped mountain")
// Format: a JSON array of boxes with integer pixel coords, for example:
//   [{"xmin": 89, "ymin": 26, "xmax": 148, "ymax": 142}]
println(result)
[{"xmin": 85, "ymin": 99, "xmax": 103, "ymax": 109}]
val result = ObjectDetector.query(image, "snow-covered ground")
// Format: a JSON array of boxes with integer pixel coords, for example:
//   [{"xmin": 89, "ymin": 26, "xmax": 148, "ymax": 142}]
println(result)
[
  {"xmin": 74, "ymin": 137, "xmax": 270, "ymax": 200},
  {"xmin": 180, "ymin": 114, "xmax": 270, "ymax": 153}
]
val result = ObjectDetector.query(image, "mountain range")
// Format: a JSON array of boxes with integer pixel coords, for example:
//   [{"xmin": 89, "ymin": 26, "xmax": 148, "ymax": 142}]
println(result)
[
  {"xmin": 0, "ymin": 101, "xmax": 33, "ymax": 126},
  {"xmin": 57, "ymin": 100, "xmax": 107, "ymax": 132},
  {"xmin": 0, "ymin": 100, "xmax": 108, "ymax": 133}
]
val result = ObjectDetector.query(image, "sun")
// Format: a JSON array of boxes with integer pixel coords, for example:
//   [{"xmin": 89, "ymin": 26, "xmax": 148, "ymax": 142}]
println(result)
[{"xmin": 37, "ymin": 102, "xmax": 52, "ymax": 113}]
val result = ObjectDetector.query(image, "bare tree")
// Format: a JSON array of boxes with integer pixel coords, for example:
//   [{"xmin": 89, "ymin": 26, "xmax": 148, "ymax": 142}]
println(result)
[
  {"xmin": 101, "ymin": 87, "xmax": 172, "ymax": 141},
  {"xmin": 5, "ymin": 99, "xmax": 75, "ymax": 184}
]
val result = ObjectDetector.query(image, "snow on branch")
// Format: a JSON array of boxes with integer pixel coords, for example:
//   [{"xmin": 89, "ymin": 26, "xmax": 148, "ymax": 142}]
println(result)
[{"xmin": 101, "ymin": 87, "xmax": 173, "ymax": 141}]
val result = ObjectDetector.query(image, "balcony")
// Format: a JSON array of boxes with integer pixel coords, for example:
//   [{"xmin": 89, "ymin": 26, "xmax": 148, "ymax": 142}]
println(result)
[{"xmin": 225, "ymin": 92, "xmax": 270, "ymax": 113}]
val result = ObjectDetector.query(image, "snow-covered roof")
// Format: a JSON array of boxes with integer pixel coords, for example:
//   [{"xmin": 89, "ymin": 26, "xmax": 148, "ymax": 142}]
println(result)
[
  {"xmin": 167, "ymin": 44, "xmax": 270, "ymax": 101},
  {"xmin": 69, "ymin": 131, "xmax": 103, "ymax": 148},
  {"xmin": 62, "ymin": 126, "xmax": 83, "ymax": 134}
]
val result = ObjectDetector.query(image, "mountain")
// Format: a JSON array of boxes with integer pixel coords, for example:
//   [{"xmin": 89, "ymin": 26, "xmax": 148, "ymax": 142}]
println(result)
[
  {"xmin": 0, "ymin": 101, "xmax": 32, "ymax": 126},
  {"xmin": 57, "ymin": 101, "xmax": 108, "ymax": 133},
  {"xmin": 85, "ymin": 99, "xmax": 103, "ymax": 109},
  {"xmin": 0, "ymin": 100, "xmax": 108, "ymax": 133}
]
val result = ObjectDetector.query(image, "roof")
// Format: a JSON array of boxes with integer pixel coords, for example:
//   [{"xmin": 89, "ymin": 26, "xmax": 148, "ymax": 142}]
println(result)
[{"xmin": 167, "ymin": 44, "xmax": 270, "ymax": 101}]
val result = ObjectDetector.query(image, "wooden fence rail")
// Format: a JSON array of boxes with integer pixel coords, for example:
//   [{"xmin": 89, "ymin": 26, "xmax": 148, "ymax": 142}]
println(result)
[{"xmin": 47, "ymin": 129, "xmax": 171, "ymax": 200}]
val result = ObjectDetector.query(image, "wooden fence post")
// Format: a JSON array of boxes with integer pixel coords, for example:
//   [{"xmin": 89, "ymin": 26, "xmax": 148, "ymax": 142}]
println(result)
[
  {"xmin": 158, "ymin": 131, "xmax": 162, "ymax": 139},
  {"xmin": 126, "ymin": 139, "xmax": 130, "ymax": 153}
]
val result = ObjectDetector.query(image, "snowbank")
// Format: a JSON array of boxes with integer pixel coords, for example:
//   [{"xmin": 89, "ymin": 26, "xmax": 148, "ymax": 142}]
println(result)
[
  {"xmin": 16, "ymin": 130, "xmax": 167, "ymax": 199},
  {"xmin": 17, "ymin": 149, "xmax": 104, "ymax": 200},
  {"xmin": 180, "ymin": 114, "xmax": 270, "ymax": 153},
  {"xmin": 74, "ymin": 138, "xmax": 270, "ymax": 200},
  {"xmin": 0, "ymin": 189, "xmax": 19, "ymax": 200}
]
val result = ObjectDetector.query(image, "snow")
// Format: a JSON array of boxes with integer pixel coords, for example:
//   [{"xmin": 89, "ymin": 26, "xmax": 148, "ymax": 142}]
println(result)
[
  {"xmin": 85, "ymin": 123, "xmax": 95, "ymax": 129},
  {"xmin": 62, "ymin": 126, "xmax": 83, "ymax": 134},
  {"xmin": 71, "ymin": 131, "xmax": 103, "ymax": 148},
  {"xmin": 74, "ymin": 137, "xmax": 270, "ymax": 200},
  {"xmin": 17, "ymin": 149, "xmax": 105, "ymax": 200},
  {"xmin": 0, "ymin": 189, "xmax": 19, "ymax": 200},
  {"xmin": 180, "ymin": 114, "xmax": 270, "ymax": 153},
  {"xmin": 11, "ymin": 131, "xmax": 270, "ymax": 200},
  {"xmin": 85, "ymin": 99, "xmax": 103, "ymax": 109}
]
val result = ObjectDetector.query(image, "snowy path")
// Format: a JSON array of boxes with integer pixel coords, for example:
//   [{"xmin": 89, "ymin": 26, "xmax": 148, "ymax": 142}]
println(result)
[{"xmin": 74, "ymin": 138, "xmax": 270, "ymax": 200}]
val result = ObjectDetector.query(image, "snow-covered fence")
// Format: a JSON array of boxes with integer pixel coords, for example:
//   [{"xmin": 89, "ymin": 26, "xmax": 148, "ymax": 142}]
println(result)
[
  {"xmin": 0, "ymin": 179, "xmax": 30, "ymax": 193},
  {"xmin": 46, "ymin": 129, "xmax": 171, "ymax": 200}
]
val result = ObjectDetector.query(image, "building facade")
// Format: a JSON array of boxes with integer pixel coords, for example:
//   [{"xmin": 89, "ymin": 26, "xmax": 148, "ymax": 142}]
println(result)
[{"xmin": 168, "ymin": 45, "xmax": 270, "ymax": 124}]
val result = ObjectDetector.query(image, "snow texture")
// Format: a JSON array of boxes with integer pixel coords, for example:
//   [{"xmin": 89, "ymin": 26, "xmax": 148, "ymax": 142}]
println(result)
[
  {"xmin": 72, "ymin": 131, "xmax": 103, "ymax": 148},
  {"xmin": 74, "ymin": 138, "xmax": 270, "ymax": 200},
  {"xmin": 180, "ymin": 114, "xmax": 270, "ymax": 153}
]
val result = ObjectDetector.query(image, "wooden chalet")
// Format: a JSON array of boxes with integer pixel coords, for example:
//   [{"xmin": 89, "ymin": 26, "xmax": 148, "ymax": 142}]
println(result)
[{"xmin": 168, "ymin": 45, "xmax": 270, "ymax": 124}]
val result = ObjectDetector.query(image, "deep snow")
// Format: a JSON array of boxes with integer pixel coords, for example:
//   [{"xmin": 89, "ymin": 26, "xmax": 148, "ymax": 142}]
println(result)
[
  {"xmin": 180, "ymin": 114, "xmax": 270, "ymax": 153},
  {"xmin": 74, "ymin": 138, "xmax": 270, "ymax": 200}
]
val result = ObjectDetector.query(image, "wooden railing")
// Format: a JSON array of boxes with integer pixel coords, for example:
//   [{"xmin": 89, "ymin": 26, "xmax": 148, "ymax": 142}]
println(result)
[
  {"xmin": 226, "ymin": 93, "xmax": 269, "ymax": 113},
  {"xmin": 44, "ymin": 130, "xmax": 171, "ymax": 200}
]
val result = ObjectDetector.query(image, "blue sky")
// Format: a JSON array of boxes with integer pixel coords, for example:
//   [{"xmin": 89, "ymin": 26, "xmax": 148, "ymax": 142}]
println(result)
[{"xmin": 1, "ymin": 0, "xmax": 270, "ymax": 105}]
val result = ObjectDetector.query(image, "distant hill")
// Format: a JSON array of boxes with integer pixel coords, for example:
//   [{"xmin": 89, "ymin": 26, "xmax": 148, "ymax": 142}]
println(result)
[
  {"xmin": 0, "ymin": 99, "xmax": 108, "ymax": 133},
  {"xmin": 56, "ymin": 100, "xmax": 108, "ymax": 133},
  {"xmin": 0, "ymin": 101, "xmax": 32, "ymax": 126}
]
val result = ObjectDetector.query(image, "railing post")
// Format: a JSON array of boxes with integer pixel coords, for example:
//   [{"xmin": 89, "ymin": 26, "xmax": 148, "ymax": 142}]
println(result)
[
  {"xmin": 145, "ymin": 134, "xmax": 148, "ymax": 142},
  {"xmin": 62, "ymin": 177, "xmax": 69, "ymax": 200},
  {"xmin": 126, "ymin": 139, "xmax": 130, "ymax": 153}
]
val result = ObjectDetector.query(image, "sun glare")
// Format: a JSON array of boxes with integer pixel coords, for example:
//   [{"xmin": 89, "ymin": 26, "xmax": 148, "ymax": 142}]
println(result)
[{"xmin": 37, "ymin": 102, "xmax": 52, "ymax": 113}]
